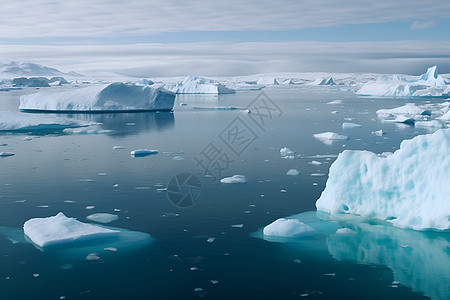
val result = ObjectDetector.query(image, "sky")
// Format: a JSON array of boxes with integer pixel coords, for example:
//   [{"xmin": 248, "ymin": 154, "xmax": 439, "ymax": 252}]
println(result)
[{"xmin": 0, "ymin": 0, "xmax": 449, "ymax": 77}]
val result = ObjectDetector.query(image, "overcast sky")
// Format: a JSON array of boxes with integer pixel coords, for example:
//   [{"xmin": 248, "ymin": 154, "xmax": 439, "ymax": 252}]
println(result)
[{"xmin": 1, "ymin": 0, "xmax": 449, "ymax": 76}]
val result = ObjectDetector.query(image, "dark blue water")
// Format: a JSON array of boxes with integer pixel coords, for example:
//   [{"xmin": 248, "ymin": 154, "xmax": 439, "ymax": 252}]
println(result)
[{"xmin": 0, "ymin": 86, "xmax": 448, "ymax": 299}]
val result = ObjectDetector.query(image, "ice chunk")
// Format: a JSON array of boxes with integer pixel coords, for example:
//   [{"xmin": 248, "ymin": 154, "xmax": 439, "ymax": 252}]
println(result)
[
  {"xmin": 0, "ymin": 111, "xmax": 93, "ymax": 131},
  {"xmin": 314, "ymin": 132, "xmax": 348, "ymax": 144},
  {"xmin": 316, "ymin": 129, "xmax": 450, "ymax": 230},
  {"xmin": 220, "ymin": 175, "xmax": 247, "ymax": 184},
  {"xmin": 263, "ymin": 218, "xmax": 315, "ymax": 237},
  {"xmin": 23, "ymin": 212, "xmax": 120, "ymax": 247},
  {"xmin": 311, "ymin": 77, "xmax": 335, "ymax": 86},
  {"xmin": 357, "ymin": 66, "xmax": 449, "ymax": 97},
  {"xmin": 170, "ymin": 76, "xmax": 235, "ymax": 94},
  {"xmin": 86, "ymin": 213, "xmax": 119, "ymax": 224},
  {"xmin": 0, "ymin": 152, "xmax": 14, "ymax": 157},
  {"xmin": 286, "ymin": 169, "xmax": 300, "ymax": 176},
  {"xmin": 376, "ymin": 103, "xmax": 430, "ymax": 117},
  {"xmin": 327, "ymin": 100, "xmax": 342, "ymax": 105},
  {"xmin": 280, "ymin": 147, "xmax": 294, "ymax": 158},
  {"xmin": 342, "ymin": 122, "xmax": 362, "ymax": 129},
  {"xmin": 383, "ymin": 115, "xmax": 415, "ymax": 124},
  {"xmin": 130, "ymin": 149, "xmax": 158, "ymax": 157},
  {"xmin": 372, "ymin": 130, "xmax": 384, "ymax": 136},
  {"xmin": 19, "ymin": 83, "xmax": 175, "ymax": 111}
]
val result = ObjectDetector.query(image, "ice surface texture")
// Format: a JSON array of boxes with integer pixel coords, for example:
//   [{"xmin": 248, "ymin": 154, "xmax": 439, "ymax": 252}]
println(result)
[
  {"xmin": 316, "ymin": 128, "xmax": 450, "ymax": 230},
  {"xmin": 357, "ymin": 66, "xmax": 450, "ymax": 97},
  {"xmin": 24, "ymin": 212, "xmax": 120, "ymax": 247},
  {"xmin": 19, "ymin": 82, "xmax": 175, "ymax": 111},
  {"xmin": 0, "ymin": 111, "xmax": 93, "ymax": 131}
]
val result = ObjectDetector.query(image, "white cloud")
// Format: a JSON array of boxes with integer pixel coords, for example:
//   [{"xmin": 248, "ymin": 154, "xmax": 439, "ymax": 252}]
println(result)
[
  {"xmin": 0, "ymin": 0, "xmax": 449, "ymax": 38},
  {"xmin": 1, "ymin": 40, "xmax": 449, "ymax": 76},
  {"xmin": 411, "ymin": 20, "xmax": 435, "ymax": 30}
]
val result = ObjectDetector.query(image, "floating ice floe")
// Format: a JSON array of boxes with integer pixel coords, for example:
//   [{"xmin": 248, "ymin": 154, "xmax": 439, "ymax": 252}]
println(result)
[
  {"xmin": 286, "ymin": 169, "xmax": 300, "ymax": 176},
  {"xmin": 130, "ymin": 149, "xmax": 159, "ymax": 157},
  {"xmin": 382, "ymin": 115, "xmax": 415, "ymax": 124},
  {"xmin": 263, "ymin": 218, "xmax": 315, "ymax": 237},
  {"xmin": 316, "ymin": 128, "xmax": 450, "ymax": 230},
  {"xmin": 357, "ymin": 66, "xmax": 450, "ymax": 97},
  {"xmin": 0, "ymin": 152, "xmax": 14, "ymax": 157},
  {"xmin": 0, "ymin": 111, "xmax": 93, "ymax": 132},
  {"xmin": 169, "ymin": 76, "xmax": 235, "ymax": 94},
  {"xmin": 342, "ymin": 122, "xmax": 362, "ymax": 129},
  {"xmin": 19, "ymin": 83, "xmax": 175, "ymax": 111},
  {"xmin": 327, "ymin": 100, "xmax": 342, "ymax": 105},
  {"xmin": 220, "ymin": 175, "xmax": 247, "ymax": 184},
  {"xmin": 314, "ymin": 132, "xmax": 348, "ymax": 145},
  {"xmin": 376, "ymin": 103, "xmax": 431, "ymax": 117},
  {"xmin": 63, "ymin": 127, "xmax": 113, "ymax": 135},
  {"xmin": 280, "ymin": 147, "xmax": 295, "ymax": 159},
  {"xmin": 23, "ymin": 212, "xmax": 120, "ymax": 247},
  {"xmin": 86, "ymin": 213, "xmax": 119, "ymax": 224}
]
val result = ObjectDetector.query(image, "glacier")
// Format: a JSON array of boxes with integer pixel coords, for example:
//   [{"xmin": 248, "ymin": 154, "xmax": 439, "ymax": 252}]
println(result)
[
  {"xmin": 357, "ymin": 66, "xmax": 450, "ymax": 97},
  {"xmin": 316, "ymin": 128, "xmax": 450, "ymax": 230},
  {"xmin": 19, "ymin": 82, "xmax": 175, "ymax": 112}
]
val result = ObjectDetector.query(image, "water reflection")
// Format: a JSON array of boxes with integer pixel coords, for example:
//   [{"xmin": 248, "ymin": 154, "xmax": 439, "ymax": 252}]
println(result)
[{"xmin": 259, "ymin": 211, "xmax": 450, "ymax": 300}]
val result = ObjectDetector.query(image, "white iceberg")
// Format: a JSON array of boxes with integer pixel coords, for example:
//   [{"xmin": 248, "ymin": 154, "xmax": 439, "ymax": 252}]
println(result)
[
  {"xmin": 311, "ymin": 77, "xmax": 336, "ymax": 86},
  {"xmin": 342, "ymin": 122, "xmax": 362, "ymax": 129},
  {"xmin": 357, "ymin": 66, "xmax": 450, "ymax": 97},
  {"xmin": 86, "ymin": 213, "xmax": 119, "ymax": 224},
  {"xmin": 19, "ymin": 83, "xmax": 175, "ymax": 111},
  {"xmin": 376, "ymin": 103, "xmax": 430, "ymax": 117},
  {"xmin": 23, "ymin": 212, "xmax": 120, "ymax": 247},
  {"xmin": 263, "ymin": 218, "xmax": 315, "ymax": 237},
  {"xmin": 0, "ymin": 111, "xmax": 93, "ymax": 131},
  {"xmin": 220, "ymin": 175, "xmax": 247, "ymax": 184},
  {"xmin": 286, "ymin": 169, "xmax": 300, "ymax": 176},
  {"xmin": 382, "ymin": 115, "xmax": 415, "ymax": 124},
  {"xmin": 280, "ymin": 147, "xmax": 295, "ymax": 159},
  {"xmin": 314, "ymin": 132, "xmax": 348, "ymax": 144},
  {"xmin": 316, "ymin": 128, "xmax": 450, "ymax": 230},
  {"xmin": 170, "ymin": 76, "xmax": 235, "ymax": 94}
]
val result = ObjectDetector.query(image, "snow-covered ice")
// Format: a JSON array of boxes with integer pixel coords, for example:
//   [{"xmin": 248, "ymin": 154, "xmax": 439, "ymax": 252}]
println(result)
[
  {"xmin": 316, "ymin": 129, "xmax": 450, "ymax": 230},
  {"xmin": 220, "ymin": 175, "xmax": 247, "ymax": 184},
  {"xmin": 86, "ymin": 213, "xmax": 119, "ymax": 224},
  {"xmin": 357, "ymin": 66, "xmax": 450, "ymax": 97},
  {"xmin": 23, "ymin": 212, "xmax": 120, "ymax": 247},
  {"xmin": 168, "ymin": 76, "xmax": 235, "ymax": 94},
  {"xmin": 263, "ymin": 218, "xmax": 315, "ymax": 237},
  {"xmin": 19, "ymin": 83, "xmax": 175, "ymax": 111}
]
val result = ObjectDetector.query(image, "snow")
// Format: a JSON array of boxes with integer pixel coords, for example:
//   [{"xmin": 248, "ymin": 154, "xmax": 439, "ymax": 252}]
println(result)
[
  {"xmin": 0, "ymin": 111, "xmax": 93, "ymax": 131},
  {"xmin": 220, "ymin": 175, "xmax": 247, "ymax": 184},
  {"xmin": 19, "ymin": 83, "xmax": 175, "ymax": 111},
  {"xmin": 263, "ymin": 218, "xmax": 315, "ymax": 237},
  {"xmin": 286, "ymin": 169, "xmax": 300, "ymax": 176},
  {"xmin": 86, "ymin": 213, "xmax": 119, "ymax": 224},
  {"xmin": 23, "ymin": 212, "xmax": 120, "ymax": 247},
  {"xmin": 316, "ymin": 128, "xmax": 450, "ymax": 230},
  {"xmin": 130, "ymin": 149, "xmax": 158, "ymax": 157},
  {"xmin": 342, "ymin": 122, "xmax": 362, "ymax": 129},
  {"xmin": 357, "ymin": 66, "xmax": 450, "ymax": 97},
  {"xmin": 168, "ymin": 76, "xmax": 235, "ymax": 94}
]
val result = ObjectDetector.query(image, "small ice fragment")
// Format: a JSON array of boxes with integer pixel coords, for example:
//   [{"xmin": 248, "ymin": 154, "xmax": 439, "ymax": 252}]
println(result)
[
  {"xmin": 64, "ymin": 200, "xmax": 76, "ymax": 203},
  {"xmin": 180, "ymin": 103, "xmax": 187, "ymax": 106},
  {"xmin": 86, "ymin": 213, "xmax": 118, "ymax": 224},
  {"xmin": 280, "ymin": 147, "xmax": 294, "ymax": 158},
  {"xmin": 135, "ymin": 186, "xmax": 151, "ymax": 190},
  {"xmin": 98, "ymin": 173, "xmax": 108, "ymax": 176},
  {"xmin": 313, "ymin": 183, "xmax": 318, "ymax": 186},
  {"xmin": 300, "ymin": 293, "xmax": 309, "ymax": 297},
  {"xmin": 280, "ymin": 189, "xmax": 287, "ymax": 193},
  {"xmin": 85, "ymin": 205, "xmax": 95, "ymax": 210},
  {"xmin": 126, "ymin": 123, "xmax": 136, "ymax": 126},
  {"xmin": 86, "ymin": 253, "xmax": 100, "ymax": 261},
  {"xmin": 309, "ymin": 160, "xmax": 322, "ymax": 165},
  {"xmin": 327, "ymin": 100, "xmax": 342, "ymax": 105},
  {"xmin": 342, "ymin": 122, "xmax": 362, "ymax": 129},
  {"xmin": 209, "ymin": 280, "xmax": 219, "ymax": 284},
  {"xmin": 231, "ymin": 224, "xmax": 244, "ymax": 228},
  {"xmin": 314, "ymin": 132, "xmax": 348, "ymax": 141},
  {"xmin": 293, "ymin": 259, "xmax": 302, "ymax": 264},
  {"xmin": 311, "ymin": 173, "xmax": 326, "ymax": 177},
  {"xmin": 37, "ymin": 205, "xmax": 49, "ymax": 208},
  {"xmin": 113, "ymin": 146, "xmax": 125, "ymax": 150},
  {"xmin": 0, "ymin": 152, "xmax": 14, "ymax": 157},
  {"xmin": 104, "ymin": 247, "xmax": 118, "ymax": 252},
  {"xmin": 130, "ymin": 149, "xmax": 158, "ymax": 157},
  {"xmin": 113, "ymin": 184, "xmax": 119, "ymax": 187},
  {"xmin": 372, "ymin": 130, "xmax": 384, "ymax": 136},
  {"xmin": 207, "ymin": 237, "xmax": 215, "ymax": 243},
  {"xmin": 331, "ymin": 110, "xmax": 339, "ymax": 114},
  {"xmin": 190, "ymin": 267, "xmax": 199, "ymax": 271},
  {"xmin": 324, "ymin": 273, "xmax": 336, "ymax": 277},
  {"xmin": 79, "ymin": 179, "xmax": 93, "ymax": 182},
  {"xmin": 220, "ymin": 175, "xmax": 246, "ymax": 184},
  {"xmin": 193, "ymin": 287, "xmax": 207, "ymax": 297},
  {"xmin": 335, "ymin": 228, "xmax": 357, "ymax": 235},
  {"xmin": 172, "ymin": 156, "xmax": 184, "ymax": 160},
  {"xmin": 286, "ymin": 169, "xmax": 300, "ymax": 176},
  {"xmin": 33, "ymin": 273, "xmax": 39, "ymax": 278},
  {"xmin": 114, "ymin": 208, "xmax": 121, "ymax": 212}
]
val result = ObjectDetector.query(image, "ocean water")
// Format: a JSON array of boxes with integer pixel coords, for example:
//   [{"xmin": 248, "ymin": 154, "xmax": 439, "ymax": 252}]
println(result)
[{"xmin": 0, "ymin": 86, "xmax": 448, "ymax": 299}]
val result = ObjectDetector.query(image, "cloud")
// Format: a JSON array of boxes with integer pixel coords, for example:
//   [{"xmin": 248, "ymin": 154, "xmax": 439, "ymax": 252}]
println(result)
[
  {"xmin": 411, "ymin": 20, "xmax": 436, "ymax": 30},
  {"xmin": 0, "ymin": 0, "xmax": 449, "ymax": 38},
  {"xmin": 1, "ymin": 40, "xmax": 449, "ymax": 76}
]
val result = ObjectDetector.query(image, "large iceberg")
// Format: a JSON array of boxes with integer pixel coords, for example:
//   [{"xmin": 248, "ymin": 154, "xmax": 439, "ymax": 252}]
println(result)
[
  {"xmin": 24, "ymin": 212, "xmax": 120, "ymax": 247},
  {"xmin": 357, "ymin": 66, "xmax": 450, "ymax": 97},
  {"xmin": 169, "ymin": 76, "xmax": 235, "ymax": 94},
  {"xmin": 0, "ymin": 111, "xmax": 93, "ymax": 131},
  {"xmin": 19, "ymin": 82, "xmax": 175, "ymax": 112},
  {"xmin": 316, "ymin": 129, "xmax": 450, "ymax": 230}
]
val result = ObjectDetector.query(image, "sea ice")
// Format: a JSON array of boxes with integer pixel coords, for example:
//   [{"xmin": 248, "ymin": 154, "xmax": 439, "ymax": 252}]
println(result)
[
  {"xmin": 220, "ymin": 175, "xmax": 247, "ymax": 184},
  {"xmin": 170, "ymin": 76, "xmax": 235, "ymax": 94},
  {"xmin": 86, "ymin": 213, "xmax": 119, "ymax": 224},
  {"xmin": 286, "ymin": 169, "xmax": 300, "ymax": 176},
  {"xmin": 23, "ymin": 212, "xmax": 120, "ymax": 247},
  {"xmin": 314, "ymin": 132, "xmax": 348, "ymax": 144},
  {"xmin": 280, "ymin": 147, "xmax": 295, "ymax": 159},
  {"xmin": 357, "ymin": 66, "xmax": 449, "ymax": 97},
  {"xmin": 342, "ymin": 122, "xmax": 362, "ymax": 129},
  {"xmin": 19, "ymin": 83, "xmax": 175, "ymax": 111},
  {"xmin": 263, "ymin": 218, "xmax": 315, "ymax": 237},
  {"xmin": 316, "ymin": 128, "xmax": 450, "ymax": 230},
  {"xmin": 130, "ymin": 149, "xmax": 158, "ymax": 157}
]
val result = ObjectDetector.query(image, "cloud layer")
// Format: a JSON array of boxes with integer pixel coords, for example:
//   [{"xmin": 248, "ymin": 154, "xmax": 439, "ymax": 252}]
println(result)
[
  {"xmin": 0, "ymin": 0, "xmax": 449, "ymax": 38},
  {"xmin": 1, "ymin": 40, "xmax": 449, "ymax": 76}
]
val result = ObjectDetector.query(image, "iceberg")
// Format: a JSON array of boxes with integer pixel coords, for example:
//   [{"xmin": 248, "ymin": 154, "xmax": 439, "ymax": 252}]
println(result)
[
  {"xmin": 86, "ymin": 213, "xmax": 119, "ymax": 224},
  {"xmin": 19, "ymin": 82, "xmax": 175, "ymax": 112},
  {"xmin": 0, "ymin": 111, "xmax": 93, "ymax": 132},
  {"xmin": 286, "ymin": 169, "xmax": 300, "ymax": 176},
  {"xmin": 220, "ymin": 175, "xmax": 247, "ymax": 184},
  {"xmin": 342, "ymin": 122, "xmax": 361, "ymax": 129},
  {"xmin": 23, "ymin": 212, "xmax": 120, "ymax": 247},
  {"xmin": 313, "ymin": 132, "xmax": 348, "ymax": 145},
  {"xmin": 376, "ymin": 103, "xmax": 431, "ymax": 117},
  {"xmin": 280, "ymin": 147, "xmax": 295, "ymax": 159},
  {"xmin": 130, "ymin": 149, "xmax": 158, "ymax": 157},
  {"xmin": 170, "ymin": 76, "xmax": 235, "ymax": 94},
  {"xmin": 263, "ymin": 218, "xmax": 315, "ymax": 237},
  {"xmin": 311, "ymin": 77, "xmax": 335, "ymax": 86},
  {"xmin": 316, "ymin": 128, "xmax": 450, "ymax": 230},
  {"xmin": 357, "ymin": 66, "xmax": 450, "ymax": 97}
]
